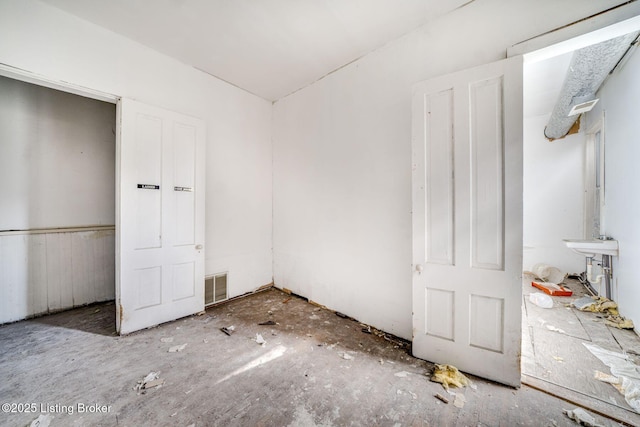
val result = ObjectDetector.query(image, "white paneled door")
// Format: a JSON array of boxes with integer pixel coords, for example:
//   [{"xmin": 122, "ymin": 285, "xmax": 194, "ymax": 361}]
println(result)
[
  {"xmin": 411, "ymin": 57, "xmax": 523, "ymax": 387},
  {"xmin": 117, "ymin": 99, "xmax": 205, "ymax": 335}
]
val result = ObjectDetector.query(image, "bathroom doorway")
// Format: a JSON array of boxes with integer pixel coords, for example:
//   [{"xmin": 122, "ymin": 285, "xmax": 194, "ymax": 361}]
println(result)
[{"xmin": 520, "ymin": 17, "xmax": 640, "ymax": 421}]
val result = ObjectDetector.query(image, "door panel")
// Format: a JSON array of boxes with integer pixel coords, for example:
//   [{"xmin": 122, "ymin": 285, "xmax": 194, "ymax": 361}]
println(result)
[
  {"xmin": 134, "ymin": 115, "xmax": 163, "ymax": 250},
  {"xmin": 117, "ymin": 98, "xmax": 205, "ymax": 335},
  {"xmin": 172, "ymin": 262, "xmax": 195, "ymax": 301},
  {"xmin": 424, "ymin": 89, "xmax": 454, "ymax": 266},
  {"xmin": 470, "ymin": 76, "xmax": 504, "ymax": 270},
  {"xmin": 173, "ymin": 123, "xmax": 197, "ymax": 246},
  {"xmin": 412, "ymin": 57, "xmax": 523, "ymax": 387}
]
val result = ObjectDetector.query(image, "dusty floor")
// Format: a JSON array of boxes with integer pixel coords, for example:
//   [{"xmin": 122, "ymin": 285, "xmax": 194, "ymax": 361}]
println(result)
[
  {"xmin": 521, "ymin": 274, "xmax": 640, "ymax": 424},
  {"xmin": 0, "ymin": 287, "xmax": 634, "ymax": 427}
]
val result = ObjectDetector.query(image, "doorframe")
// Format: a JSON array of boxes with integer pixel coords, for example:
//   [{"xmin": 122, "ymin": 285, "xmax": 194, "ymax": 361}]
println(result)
[
  {"xmin": 584, "ymin": 112, "xmax": 606, "ymax": 240},
  {"xmin": 508, "ymin": 4, "xmax": 640, "ymax": 61},
  {"xmin": 513, "ymin": 1, "xmax": 640, "ymax": 414},
  {"xmin": 0, "ymin": 63, "xmax": 121, "ymax": 328},
  {"xmin": 0, "ymin": 64, "xmax": 119, "ymax": 104}
]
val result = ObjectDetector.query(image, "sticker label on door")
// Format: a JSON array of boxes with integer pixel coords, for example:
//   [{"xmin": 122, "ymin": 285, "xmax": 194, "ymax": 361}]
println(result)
[
  {"xmin": 174, "ymin": 186, "xmax": 193, "ymax": 192},
  {"xmin": 137, "ymin": 184, "xmax": 160, "ymax": 190}
]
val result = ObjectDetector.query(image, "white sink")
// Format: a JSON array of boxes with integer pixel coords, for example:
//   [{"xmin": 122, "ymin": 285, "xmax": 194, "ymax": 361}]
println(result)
[{"xmin": 563, "ymin": 239, "xmax": 618, "ymax": 257}]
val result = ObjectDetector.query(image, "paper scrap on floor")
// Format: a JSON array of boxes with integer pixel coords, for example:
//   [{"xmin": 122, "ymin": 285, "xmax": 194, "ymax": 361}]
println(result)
[{"xmin": 563, "ymin": 407, "xmax": 603, "ymax": 427}]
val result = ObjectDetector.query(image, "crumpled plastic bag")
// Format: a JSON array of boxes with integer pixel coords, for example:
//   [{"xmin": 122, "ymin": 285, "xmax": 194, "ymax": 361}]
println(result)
[
  {"xmin": 531, "ymin": 263, "xmax": 566, "ymax": 284},
  {"xmin": 583, "ymin": 342, "xmax": 640, "ymax": 413}
]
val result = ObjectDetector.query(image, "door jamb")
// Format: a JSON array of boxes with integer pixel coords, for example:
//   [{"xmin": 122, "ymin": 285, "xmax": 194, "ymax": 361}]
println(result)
[
  {"xmin": 508, "ymin": 4, "xmax": 640, "ymax": 61},
  {"xmin": 0, "ymin": 63, "xmax": 119, "ymax": 104}
]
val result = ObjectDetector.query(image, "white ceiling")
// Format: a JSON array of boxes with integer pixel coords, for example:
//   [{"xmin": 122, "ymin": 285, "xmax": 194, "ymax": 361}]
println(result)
[{"xmin": 41, "ymin": 0, "xmax": 470, "ymax": 101}]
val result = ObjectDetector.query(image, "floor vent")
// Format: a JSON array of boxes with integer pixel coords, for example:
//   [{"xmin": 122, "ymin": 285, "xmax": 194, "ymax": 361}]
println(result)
[{"xmin": 205, "ymin": 273, "xmax": 228, "ymax": 306}]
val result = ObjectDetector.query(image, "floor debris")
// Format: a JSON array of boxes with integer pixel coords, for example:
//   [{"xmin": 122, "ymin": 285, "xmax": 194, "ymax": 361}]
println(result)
[
  {"xmin": 530, "ymin": 263, "xmax": 567, "ymax": 284},
  {"xmin": 168, "ymin": 343, "xmax": 187, "ymax": 352},
  {"xmin": 562, "ymin": 407, "xmax": 603, "ymax": 426},
  {"xmin": 282, "ymin": 297, "xmax": 292, "ymax": 304},
  {"xmin": 573, "ymin": 296, "xmax": 618, "ymax": 314},
  {"xmin": 594, "ymin": 370, "xmax": 620, "ymax": 387},
  {"xmin": 258, "ymin": 320, "xmax": 276, "ymax": 325},
  {"xmin": 431, "ymin": 364, "xmax": 470, "ymax": 390},
  {"xmin": 394, "ymin": 371, "xmax": 410, "ymax": 378},
  {"xmin": 529, "ymin": 292, "xmax": 553, "ymax": 308},
  {"xmin": 532, "ymin": 281, "xmax": 573, "ymax": 296},
  {"xmin": 335, "ymin": 312, "xmax": 348, "ymax": 318},
  {"xmin": 160, "ymin": 337, "xmax": 174, "ymax": 343},
  {"xmin": 340, "ymin": 352, "xmax": 353, "ymax": 360},
  {"xmin": 583, "ymin": 342, "xmax": 640, "ymax": 413},
  {"xmin": 571, "ymin": 295, "xmax": 634, "ymax": 329},
  {"xmin": 546, "ymin": 325, "xmax": 566, "ymax": 334},
  {"xmin": 434, "ymin": 393, "xmax": 449, "ymax": 404},
  {"xmin": 135, "ymin": 372, "xmax": 163, "ymax": 393},
  {"xmin": 220, "ymin": 326, "xmax": 235, "ymax": 336},
  {"xmin": 30, "ymin": 414, "xmax": 53, "ymax": 427},
  {"xmin": 143, "ymin": 378, "xmax": 165, "ymax": 389},
  {"xmin": 453, "ymin": 393, "xmax": 466, "ymax": 408},
  {"xmin": 255, "ymin": 333, "xmax": 266, "ymax": 345},
  {"xmin": 604, "ymin": 315, "xmax": 634, "ymax": 330}
]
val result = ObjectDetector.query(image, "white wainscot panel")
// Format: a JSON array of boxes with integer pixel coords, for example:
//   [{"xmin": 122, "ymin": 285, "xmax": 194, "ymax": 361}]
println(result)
[{"xmin": 0, "ymin": 227, "xmax": 115, "ymax": 323}]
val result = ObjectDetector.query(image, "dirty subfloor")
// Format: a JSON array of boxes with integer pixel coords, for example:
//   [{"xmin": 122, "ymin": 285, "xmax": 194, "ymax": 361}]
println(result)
[
  {"xmin": 0, "ymin": 287, "xmax": 632, "ymax": 427},
  {"xmin": 522, "ymin": 275, "xmax": 640, "ymax": 425}
]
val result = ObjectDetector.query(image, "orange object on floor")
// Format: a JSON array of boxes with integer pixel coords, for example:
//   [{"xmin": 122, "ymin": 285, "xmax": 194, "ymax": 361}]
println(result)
[{"xmin": 531, "ymin": 281, "xmax": 573, "ymax": 296}]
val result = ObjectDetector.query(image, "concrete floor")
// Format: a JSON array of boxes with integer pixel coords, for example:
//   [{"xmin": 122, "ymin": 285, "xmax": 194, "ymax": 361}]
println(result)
[{"xmin": 0, "ymin": 288, "xmax": 626, "ymax": 427}]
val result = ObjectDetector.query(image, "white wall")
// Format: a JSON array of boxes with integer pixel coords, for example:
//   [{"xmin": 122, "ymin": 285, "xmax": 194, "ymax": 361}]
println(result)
[
  {"xmin": 0, "ymin": 76, "xmax": 115, "ymax": 230},
  {"xmin": 522, "ymin": 113, "xmax": 586, "ymax": 274},
  {"xmin": 586, "ymin": 45, "xmax": 640, "ymax": 330},
  {"xmin": 0, "ymin": 0, "xmax": 273, "ymax": 303},
  {"xmin": 272, "ymin": 0, "xmax": 632, "ymax": 340}
]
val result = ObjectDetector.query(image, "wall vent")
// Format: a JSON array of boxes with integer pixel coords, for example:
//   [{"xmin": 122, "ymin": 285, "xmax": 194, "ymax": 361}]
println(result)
[{"xmin": 205, "ymin": 273, "xmax": 228, "ymax": 306}]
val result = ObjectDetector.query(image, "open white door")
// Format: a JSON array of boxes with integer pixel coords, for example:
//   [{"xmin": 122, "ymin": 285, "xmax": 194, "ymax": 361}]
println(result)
[
  {"xmin": 411, "ymin": 57, "xmax": 523, "ymax": 387},
  {"xmin": 116, "ymin": 99, "xmax": 205, "ymax": 335}
]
